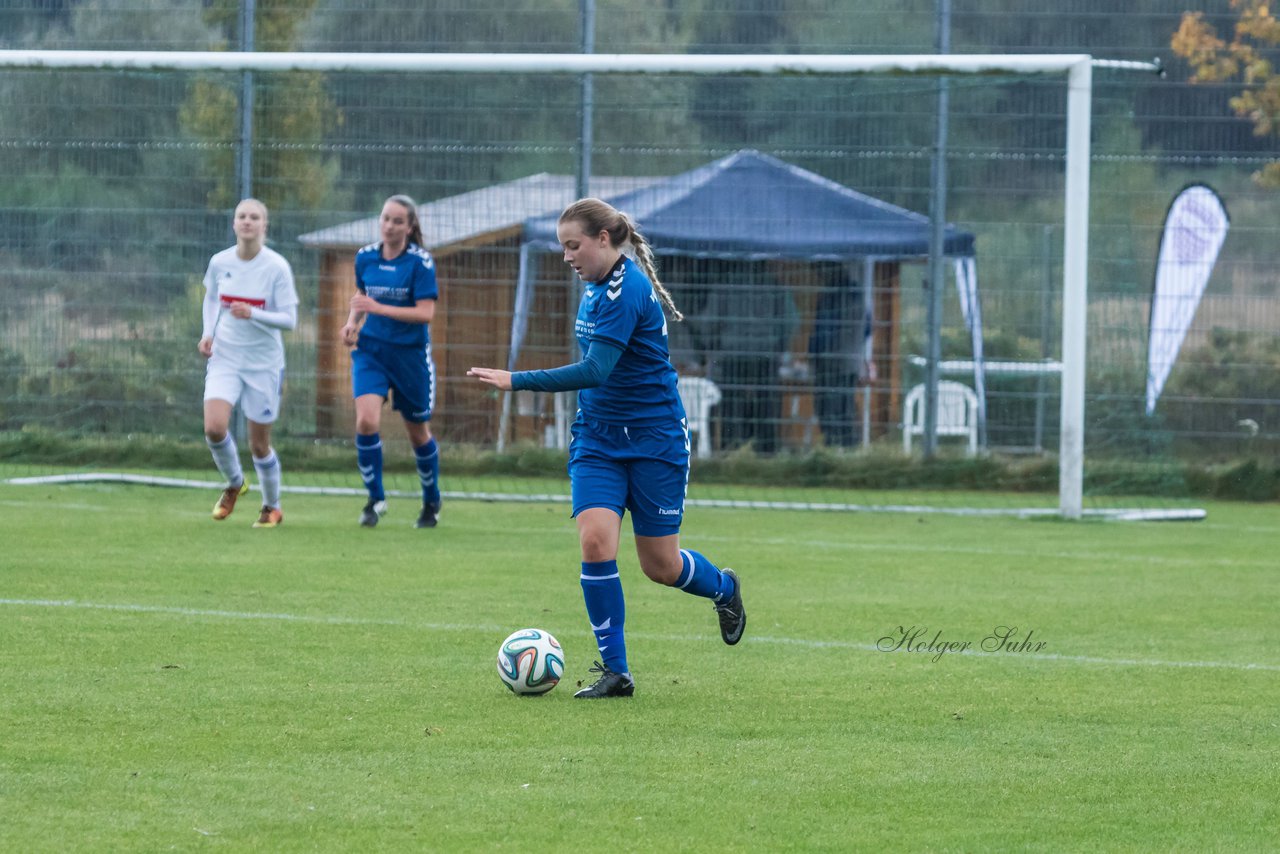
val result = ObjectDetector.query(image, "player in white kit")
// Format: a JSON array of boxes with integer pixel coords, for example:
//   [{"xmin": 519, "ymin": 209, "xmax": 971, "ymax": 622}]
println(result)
[{"xmin": 198, "ymin": 199, "xmax": 299, "ymax": 527}]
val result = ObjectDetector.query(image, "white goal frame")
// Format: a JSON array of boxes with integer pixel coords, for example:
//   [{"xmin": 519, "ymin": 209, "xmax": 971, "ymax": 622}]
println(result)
[{"xmin": 0, "ymin": 50, "xmax": 1100, "ymax": 517}]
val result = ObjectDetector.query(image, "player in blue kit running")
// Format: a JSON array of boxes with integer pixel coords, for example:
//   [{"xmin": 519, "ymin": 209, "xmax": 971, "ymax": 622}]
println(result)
[
  {"xmin": 469, "ymin": 198, "xmax": 745, "ymax": 699},
  {"xmin": 339, "ymin": 195, "xmax": 443, "ymax": 529}
]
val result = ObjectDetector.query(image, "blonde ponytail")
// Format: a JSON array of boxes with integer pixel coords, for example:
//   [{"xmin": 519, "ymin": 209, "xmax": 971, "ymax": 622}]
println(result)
[
  {"xmin": 627, "ymin": 224, "xmax": 683, "ymax": 322},
  {"xmin": 561, "ymin": 198, "xmax": 683, "ymax": 322}
]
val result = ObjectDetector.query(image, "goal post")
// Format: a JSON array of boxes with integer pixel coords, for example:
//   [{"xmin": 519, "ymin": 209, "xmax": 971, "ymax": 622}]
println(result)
[
  {"xmin": 1061, "ymin": 58, "xmax": 1091, "ymax": 520},
  {"xmin": 0, "ymin": 49, "xmax": 1136, "ymax": 519}
]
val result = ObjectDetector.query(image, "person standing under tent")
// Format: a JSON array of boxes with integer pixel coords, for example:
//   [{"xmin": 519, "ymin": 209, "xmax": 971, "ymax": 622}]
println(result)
[
  {"xmin": 704, "ymin": 260, "xmax": 797, "ymax": 454},
  {"xmin": 808, "ymin": 262, "xmax": 869, "ymax": 449},
  {"xmin": 199, "ymin": 198, "xmax": 298, "ymax": 528},
  {"xmin": 340, "ymin": 194, "xmax": 443, "ymax": 529},
  {"xmin": 468, "ymin": 198, "xmax": 745, "ymax": 699}
]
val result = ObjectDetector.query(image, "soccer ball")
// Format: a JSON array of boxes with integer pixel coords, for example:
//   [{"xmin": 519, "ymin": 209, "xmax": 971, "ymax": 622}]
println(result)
[{"xmin": 496, "ymin": 628, "xmax": 565, "ymax": 695}]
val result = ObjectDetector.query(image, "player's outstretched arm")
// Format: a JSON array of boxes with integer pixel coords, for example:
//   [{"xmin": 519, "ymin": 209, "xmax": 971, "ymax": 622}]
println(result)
[
  {"xmin": 467, "ymin": 367, "xmax": 513, "ymax": 391},
  {"xmin": 491, "ymin": 341, "xmax": 624, "ymax": 394}
]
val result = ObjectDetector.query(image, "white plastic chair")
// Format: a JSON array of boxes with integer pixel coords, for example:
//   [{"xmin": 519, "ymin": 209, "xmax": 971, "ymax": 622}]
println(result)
[
  {"xmin": 678, "ymin": 376, "xmax": 723, "ymax": 459},
  {"xmin": 902, "ymin": 381, "xmax": 979, "ymax": 456}
]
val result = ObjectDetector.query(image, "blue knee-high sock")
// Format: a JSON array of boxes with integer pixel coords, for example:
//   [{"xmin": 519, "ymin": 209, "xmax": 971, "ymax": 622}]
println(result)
[
  {"xmin": 673, "ymin": 549, "xmax": 737, "ymax": 602},
  {"xmin": 355, "ymin": 433, "xmax": 384, "ymax": 502},
  {"xmin": 581, "ymin": 560, "xmax": 627, "ymax": 675},
  {"xmin": 413, "ymin": 438, "xmax": 441, "ymax": 506}
]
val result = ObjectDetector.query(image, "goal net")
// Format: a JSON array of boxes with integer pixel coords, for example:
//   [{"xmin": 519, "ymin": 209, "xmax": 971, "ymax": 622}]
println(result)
[{"xmin": 0, "ymin": 49, "xmax": 1236, "ymax": 519}]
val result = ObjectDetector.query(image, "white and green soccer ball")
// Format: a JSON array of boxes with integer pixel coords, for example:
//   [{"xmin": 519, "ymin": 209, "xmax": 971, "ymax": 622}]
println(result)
[{"xmin": 496, "ymin": 628, "xmax": 564, "ymax": 695}]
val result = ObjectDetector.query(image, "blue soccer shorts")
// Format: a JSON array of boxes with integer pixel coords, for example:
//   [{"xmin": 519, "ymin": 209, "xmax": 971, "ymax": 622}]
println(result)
[
  {"xmin": 568, "ymin": 414, "xmax": 691, "ymax": 537},
  {"xmin": 351, "ymin": 338, "xmax": 436, "ymax": 422}
]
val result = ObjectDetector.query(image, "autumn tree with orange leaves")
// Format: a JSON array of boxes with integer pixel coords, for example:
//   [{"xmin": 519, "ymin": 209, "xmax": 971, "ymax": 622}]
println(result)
[{"xmin": 1173, "ymin": 1, "xmax": 1280, "ymax": 187}]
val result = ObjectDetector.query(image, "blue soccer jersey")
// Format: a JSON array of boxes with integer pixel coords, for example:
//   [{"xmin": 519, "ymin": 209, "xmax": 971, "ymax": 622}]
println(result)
[
  {"xmin": 354, "ymin": 242, "xmax": 438, "ymax": 347},
  {"xmin": 576, "ymin": 256, "xmax": 682, "ymax": 426}
]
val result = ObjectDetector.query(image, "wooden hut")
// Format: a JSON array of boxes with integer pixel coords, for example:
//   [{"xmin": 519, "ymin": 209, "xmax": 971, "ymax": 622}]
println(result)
[
  {"xmin": 297, "ymin": 175, "xmax": 656, "ymax": 443},
  {"xmin": 300, "ymin": 157, "xmax": 971, "ymax": 452}
]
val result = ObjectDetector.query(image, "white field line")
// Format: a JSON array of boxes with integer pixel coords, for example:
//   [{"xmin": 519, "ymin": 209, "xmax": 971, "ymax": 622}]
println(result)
[
  {"xmin": 684, "ymin": 532, "xmax": 1275, "ymax": 570},
  {"xmin": 0, "ymin": 497, "xmax": 1258, "ymax": 569},
  {"xmin": 0, "ymin": 499, "xmax": 108, "ymax": 511},
  {"xmin": 3, "ymin": 598, "xmax": 1277, "ymax": 673},
  {"xmin": 0, "ymin": 502, "xmax": 1253, "ymax": 569},
  {"xmin": 0, "ymin": 497, "xmax": 1256, "ymax": 570}
]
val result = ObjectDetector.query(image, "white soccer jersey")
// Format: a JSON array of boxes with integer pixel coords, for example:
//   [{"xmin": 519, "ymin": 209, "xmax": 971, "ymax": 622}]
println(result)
[{"xmin": 203, "ymin": 245, "xmax": 299, "ymax": 372}]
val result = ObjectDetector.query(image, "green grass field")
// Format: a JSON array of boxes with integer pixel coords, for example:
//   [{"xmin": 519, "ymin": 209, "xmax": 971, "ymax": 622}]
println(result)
[{"xmin": 1, "ymin": 481, "xmax": 1276, "ymax": 851}]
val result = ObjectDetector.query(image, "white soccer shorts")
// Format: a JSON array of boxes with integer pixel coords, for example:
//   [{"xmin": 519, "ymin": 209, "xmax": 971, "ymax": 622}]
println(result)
[{"xmin": 204, "ymin": 362, "xmax": 284, "ymax": 425}]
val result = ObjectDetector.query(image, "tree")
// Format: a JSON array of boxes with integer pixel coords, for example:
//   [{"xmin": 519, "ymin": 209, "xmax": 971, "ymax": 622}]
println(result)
[
  {"xmin": 0, "ymin": 1, "xmax": 223, "ymax": 294},
  {"xmin": 179, "ymin": 0, "xmax": 341, "ymax": 212},
  {"xmin": 1173, "ymin": 0, "xmax": 1280, "ymax": 187}
]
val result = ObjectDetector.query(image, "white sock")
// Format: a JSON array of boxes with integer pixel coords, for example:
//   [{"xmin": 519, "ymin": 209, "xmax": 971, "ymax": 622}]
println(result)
[
  {"xmin": 253, "ymin": 450, "xmax": 282, "ymax": 509},
  {"xmin": 207, "ymin": 434, "xmax": 243, "ymax": 488}
]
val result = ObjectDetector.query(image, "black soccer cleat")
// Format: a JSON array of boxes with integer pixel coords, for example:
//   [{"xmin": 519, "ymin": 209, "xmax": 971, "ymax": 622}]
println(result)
[
  {"xmin": 714, "ymin": 568, "xmax": 746, "ymax": 645},
  {"xmin": 573, "ymin": 661, "xmax": 635, "ymax": 699},
  {"xmin": 415, "ymin": 501, "xmax": 441, "ymax": 529},
  {"xmin": 359, "ymin": 499, "xmax": 387, "ymax": 528}
]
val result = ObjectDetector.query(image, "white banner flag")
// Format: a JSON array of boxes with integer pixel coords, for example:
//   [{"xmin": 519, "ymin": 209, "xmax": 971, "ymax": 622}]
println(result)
[{"xmin": 1145, "ymin": 184, "xmax": 1229, "ymax": 416}]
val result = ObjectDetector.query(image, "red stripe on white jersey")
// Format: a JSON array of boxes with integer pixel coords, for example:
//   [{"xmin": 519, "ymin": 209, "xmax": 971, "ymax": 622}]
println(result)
[{"xmin": 219, "ymin": 295, "xmax": 267, "ymax": 308}]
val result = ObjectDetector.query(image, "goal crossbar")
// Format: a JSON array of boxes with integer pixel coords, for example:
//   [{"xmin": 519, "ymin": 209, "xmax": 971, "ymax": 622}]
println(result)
[
  {"xmin": 0, "ymin": 50, "xmax": 1091, "ymax": 76},
  {"xmin": 0, "ymin": 49, "xmax": 1095, "ymax": 518}
]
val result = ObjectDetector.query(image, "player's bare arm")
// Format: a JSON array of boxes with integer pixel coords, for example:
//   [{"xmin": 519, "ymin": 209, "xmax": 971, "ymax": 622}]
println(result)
[{"xmin": 467, "ymin": 367, "xmax": 513, "ymax": 390}]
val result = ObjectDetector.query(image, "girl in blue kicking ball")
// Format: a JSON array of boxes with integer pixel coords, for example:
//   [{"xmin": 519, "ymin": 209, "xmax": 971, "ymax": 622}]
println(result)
[{"xmin": 469, "ymin": 198, "xmax": 744, "ymax": 698}]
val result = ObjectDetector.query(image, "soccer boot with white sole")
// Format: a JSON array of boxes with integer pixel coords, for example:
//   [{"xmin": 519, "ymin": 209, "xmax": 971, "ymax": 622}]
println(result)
[
  {"xmin": 714, "ymin": 568, "xmax": 746, "ymax": 645},
  {"xmin": 573, "ymin": 661, "xmax": 635, "ymax": 699},
  {"xmin": 359, "ymin": 499, "xmax": 388, "ymax": 528},
  {"xmin": 415, "ymin": 501, "xmax": 441, "ymax": 529},
  {"xmin": 212, "ymin": 480, "xmax": 249, "ymax": 520}
]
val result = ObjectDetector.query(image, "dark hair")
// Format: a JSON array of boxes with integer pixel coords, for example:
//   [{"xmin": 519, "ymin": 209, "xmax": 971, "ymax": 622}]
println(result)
[
  {"xmin": 559, "ymin": 197, "xmax": 682, "ymax": 321},
  {"xmin": 385, "ymin": 194, "xmax": 424, "ymax": 247}
]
